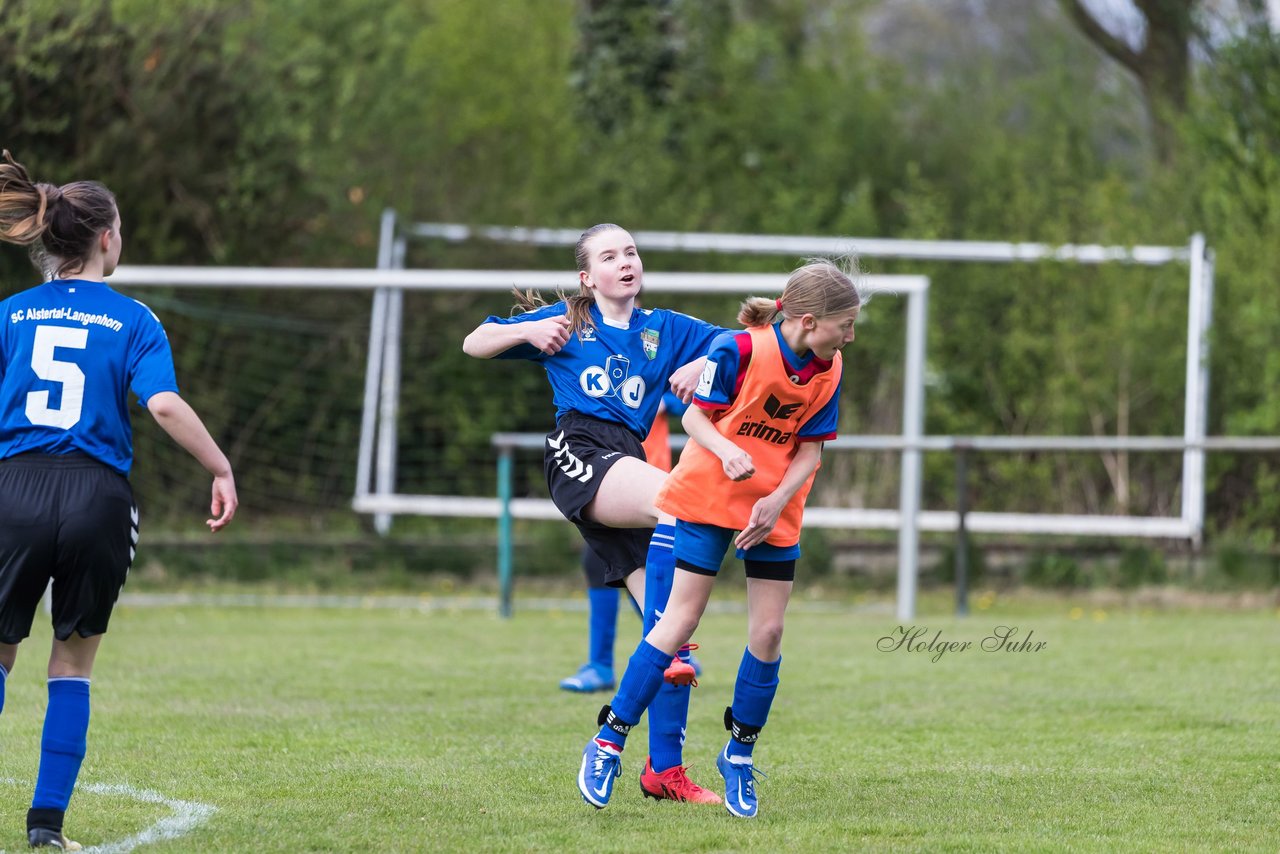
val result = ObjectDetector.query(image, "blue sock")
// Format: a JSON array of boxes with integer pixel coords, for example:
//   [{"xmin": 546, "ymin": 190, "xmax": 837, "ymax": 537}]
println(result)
[
  {"xmin": 597, "ymin": 640, "xmax": 672, "ymax": 749},
  {"xmin": 32, "ymin": 678, "xmax": 91, "ymax": 811},
  {"xmin": 586, "ymin": 586, "xmax": 619, "ymax": 671},
  {"xmin": 727, "ymin": 648, "xmax": 781, "ymax": 759},
  {"xmin": 0, "ymin": 662, "xmax": 7, "ymax": 716},
  {"xmin": 642, "ymin": 523, "xmax": 689, "ymax": 771},
  {"xmin": 642, "ymin": 524, "xmax": 675, "ymax": 635}
]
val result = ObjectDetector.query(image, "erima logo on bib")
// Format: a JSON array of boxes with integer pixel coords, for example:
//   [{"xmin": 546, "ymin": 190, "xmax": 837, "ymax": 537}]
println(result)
[{"xmin": 579, "ymin": 354, "xmax": 646, "ymax": 409}]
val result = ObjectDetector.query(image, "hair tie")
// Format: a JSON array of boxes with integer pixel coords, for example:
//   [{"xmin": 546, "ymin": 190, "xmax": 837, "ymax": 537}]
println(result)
[{"xmin": 775, "ymin": 298, "xmax": 784, "ymax": 312}]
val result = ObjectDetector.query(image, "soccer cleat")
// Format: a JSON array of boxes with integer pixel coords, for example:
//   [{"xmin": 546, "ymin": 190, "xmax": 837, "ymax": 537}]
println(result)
[
  {"xmin": 560, "ymin": 663, "xmax": 615, "ymax": 693},
  {"xmin": 663, "ymin": 643, "xmax": 701, "ymax": 687},
  {"xmin": 717, "ymin": 744, "xmax": 766, "ymax": 819},
  {"xmin": 578, "ymin": 737, "xmax": 623, "ymax": 808},
  {"xmin": 27, "ymin": 828, "xmax": 82, "ymax": 850},
  {"xmin": 639, "ymin": 757, "xmax": 722, "ymax": 804}
]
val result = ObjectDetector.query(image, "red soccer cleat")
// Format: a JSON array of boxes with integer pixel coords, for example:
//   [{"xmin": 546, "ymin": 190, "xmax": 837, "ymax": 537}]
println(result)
[
  {"xmin": 663, "ymin": 643, "xmax": 700, "ymax": 686},
  {"xmin": 639, "ymin": 757, "xmax": 722, "ymax": 804}
]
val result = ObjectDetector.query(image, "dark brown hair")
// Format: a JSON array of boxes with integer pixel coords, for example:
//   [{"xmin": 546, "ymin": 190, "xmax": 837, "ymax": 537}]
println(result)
[
  {"xmin": 511, "ymin": 223, "xmax": 624, "ymax": 338},
  {"xmin": 0, "ymin": 150, "xmax": 118, "ymax": 279}
]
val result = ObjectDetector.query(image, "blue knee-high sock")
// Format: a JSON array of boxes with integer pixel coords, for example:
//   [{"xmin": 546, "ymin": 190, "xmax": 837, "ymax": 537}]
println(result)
[
  {"xmin": 0, "ymin": 662, "xmax": 7, "ymax": 715},
  {"xmin": 642, "ymin": 523, "xmax": 690, "ymax": 771},
  {"xmin": 596, "ymin": 640, "xmax": 671, "ymax": 749},
  {"xmin": 587, "ymin": 586, "xmax": 619, "ymax": 671},
  {"xmin": 31, "ymin": 678, "xmax": 91, "ymax": 811},
  {"xmin": 726, "ymin": 648, "xmax": 781, "ymax": 760},
  {"xmin": 642, "ymin": 524, "xmax": 675, "ymax": 635}
]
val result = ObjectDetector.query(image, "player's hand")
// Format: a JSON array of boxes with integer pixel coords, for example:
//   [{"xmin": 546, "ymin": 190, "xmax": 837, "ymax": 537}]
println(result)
[
  {"xmin": 668, "ymin": 357, "xmax": 706, "ymax": 403},
  {"xmin": 525, "ymin": 315, "xmax": 572, "ymax": 355},
  {"xmin": 208, "ymin": 473, "xmax": 238, "ymax": 532},
  {"xmin": 719, "ymin": 445, "xmax": 755, "ymax": 481},
  {"xmin": 735, "ymin": 496, "xmax": 783, "ymax": 550}
]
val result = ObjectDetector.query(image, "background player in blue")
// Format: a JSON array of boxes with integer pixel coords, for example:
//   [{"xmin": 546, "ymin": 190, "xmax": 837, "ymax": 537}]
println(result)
[
  {"xmin": 463, "ymin": 224, "xmax": 723, "ymax": 803},
  {"xmin": 0, "ymin": 150, "xmax": 238, "ymax": 849}
]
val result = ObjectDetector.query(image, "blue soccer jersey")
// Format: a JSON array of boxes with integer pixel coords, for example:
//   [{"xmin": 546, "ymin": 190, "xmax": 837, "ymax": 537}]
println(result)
[
  {"xmin": 694, "ymin": 323, "xmax": 841, "ymax": 442},
  {"xmin": 483, "ymin": 301, "xmax": 723, "ymax": 438},
  {"xmin": 0, "ymin": 279, "xmax": 179, "ymax": 474}
]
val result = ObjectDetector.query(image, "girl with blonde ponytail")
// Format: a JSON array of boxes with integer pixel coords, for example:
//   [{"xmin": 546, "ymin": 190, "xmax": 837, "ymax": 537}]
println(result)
[{"xmin": 575, "ymin": 257, "xmax": 864, "ymax": 816}]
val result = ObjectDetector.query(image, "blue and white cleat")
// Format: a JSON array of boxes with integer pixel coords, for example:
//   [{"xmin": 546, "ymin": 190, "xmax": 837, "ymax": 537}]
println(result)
[
  {"xmin": 578, "ymin": 738, "xmax": 623, "ymax": 808},
  {"xmin": 717, "ymin": 744, "xmax": 765, "ymax": 819},
  {"xmin": 560, "ymin": 663, "xmax": 615, "ymax": 693}
]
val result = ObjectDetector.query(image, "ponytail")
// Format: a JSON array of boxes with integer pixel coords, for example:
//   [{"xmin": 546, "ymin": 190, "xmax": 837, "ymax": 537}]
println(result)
[
  {"xmin": 0, "ymin": 150, "xmax": 117, "ymax": 279},
  {"xmin": 509, "ymin": 286, "xmax": 596, "ymax": 340},
  {"xmin": 0, "ymin": 150, "xmax": 52, "ymax": 246},
  {"xmin": 737, "ymin": 296, "xmax": 783, "ymax": 327}
]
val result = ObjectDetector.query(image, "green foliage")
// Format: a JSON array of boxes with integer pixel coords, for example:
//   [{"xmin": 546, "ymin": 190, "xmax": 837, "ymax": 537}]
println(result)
[
  {"xmin": 1180, "ymin": 28, "xmax": 1280, "ymax": 537},
  {"xmin": 0, "ymin": 0, "xmax": 315, "ymax": 274},
  {"xmin": 3, "ymin": 2, "xmax": 1279, "ymax": 549},
  {"xmin": 932, "ymin": 539, "xmax": 987, "ymax": 586},
  {"xmin": 1203, "ymin": 538, "xmax": 1280, "ymax": 589},
  {"xmin": 570, "ymin": 0, "xmax": 680, "ymax": 132},
  {"xmin": 1114, "ymin": 544, "xmax": 1168, "ymax": 588},
  {"xmin": 1023, "ymin": 551, "xmax": 1085, "ymax": 588}
]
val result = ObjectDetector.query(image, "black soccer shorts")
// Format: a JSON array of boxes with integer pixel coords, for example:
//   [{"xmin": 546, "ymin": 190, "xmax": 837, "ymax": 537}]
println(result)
[
  {"xmin": 543, "ymin": 412, "xmax": 654, "ymax": 588},
  {"xmin": 0, "ymin": 453, "xmax": 136, "ymax": 643}
]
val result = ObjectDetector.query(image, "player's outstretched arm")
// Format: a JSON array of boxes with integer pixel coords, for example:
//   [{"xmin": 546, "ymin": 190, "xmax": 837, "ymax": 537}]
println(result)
[
  {"xmin": 146, "ymin": 391, "xmax": 238, "ymax": 532},
  {"xmin": 463, "ymin": 316, "xmax": 571, "ymax": 358}
]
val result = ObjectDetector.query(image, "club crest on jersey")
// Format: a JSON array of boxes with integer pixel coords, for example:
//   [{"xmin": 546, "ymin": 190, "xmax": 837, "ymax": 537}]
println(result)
[
  {"xmin": 641, "ymin": 328, "xmax": 660, "ymax": 360},
  {"xmin": 579, "ymin": 353, "xmax": 647, "ymax": 409}
]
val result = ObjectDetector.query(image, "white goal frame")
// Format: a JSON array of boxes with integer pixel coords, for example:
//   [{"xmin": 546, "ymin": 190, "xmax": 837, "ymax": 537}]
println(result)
[{"xmin": 359, "ymin": 215, "xmax": 1214, "ymax": 619}]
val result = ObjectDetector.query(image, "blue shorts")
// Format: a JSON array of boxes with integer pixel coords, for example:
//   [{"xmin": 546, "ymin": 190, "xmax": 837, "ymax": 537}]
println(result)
[{"xmin": 673, "ymin": 520, "xmax": 799, "ymax": 580}]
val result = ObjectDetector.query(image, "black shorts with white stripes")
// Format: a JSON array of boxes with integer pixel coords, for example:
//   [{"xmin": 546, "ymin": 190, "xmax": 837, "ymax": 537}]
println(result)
[
  {"xmin": 543, "ymin": 412, "xmax": 653, "ymax": 588},
  {"xmin": 0, "ymin": 452, "xmax": 136, "ymax": 643}
]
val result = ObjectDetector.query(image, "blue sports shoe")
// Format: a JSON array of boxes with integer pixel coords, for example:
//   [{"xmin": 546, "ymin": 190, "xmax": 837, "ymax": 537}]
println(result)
[
  {"xmin": 560, "ymin": 663, "xmax": 615, "ymax": 693},
  {"xmin": 579, "ymin": 738, "xmax": 623, "ymax": 808},
  {"xmin": 717, "ymin": 744, "xmax": 765, "ymax": 819}
]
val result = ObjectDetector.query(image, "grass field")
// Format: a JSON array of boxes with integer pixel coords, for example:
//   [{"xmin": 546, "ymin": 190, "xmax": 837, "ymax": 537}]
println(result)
[{"xmin": 0, "ymin": 591, "xmax": 1276, "ymax": 852}]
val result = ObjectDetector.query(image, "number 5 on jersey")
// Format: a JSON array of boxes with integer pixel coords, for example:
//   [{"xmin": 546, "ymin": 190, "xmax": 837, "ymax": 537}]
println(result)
[{"xmin": 26, "ymin": 324, "xmax": 89, "ymax": 429}]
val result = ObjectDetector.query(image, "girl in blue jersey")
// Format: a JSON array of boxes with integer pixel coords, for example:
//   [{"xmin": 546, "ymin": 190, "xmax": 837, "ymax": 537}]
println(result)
[
  {"xmin": 0, "ymin": 151, "xmax": 238, "ymax": 850},
  {"xmin": 464, "ymin": 224, "xmax": 721, "ymax": 804}
]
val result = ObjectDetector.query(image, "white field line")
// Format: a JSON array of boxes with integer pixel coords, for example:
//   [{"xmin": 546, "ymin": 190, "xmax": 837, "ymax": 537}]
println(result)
[{"xmin": 0, "ymin": 779, "xmax": 215, "ymax": 854}]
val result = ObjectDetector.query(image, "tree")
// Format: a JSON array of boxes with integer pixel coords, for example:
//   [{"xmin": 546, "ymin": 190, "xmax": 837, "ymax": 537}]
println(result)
[
  {"xmin": 1059, "ymin": 0, "xmax": 1196, "ymax": 162},
  {"xmin": 1060, "ymin": 0, "xmax": 1277, "ymax": 163},
  {"xmin": 570, "ymin": 0, "xmax": 682, "ymax": 133}
]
